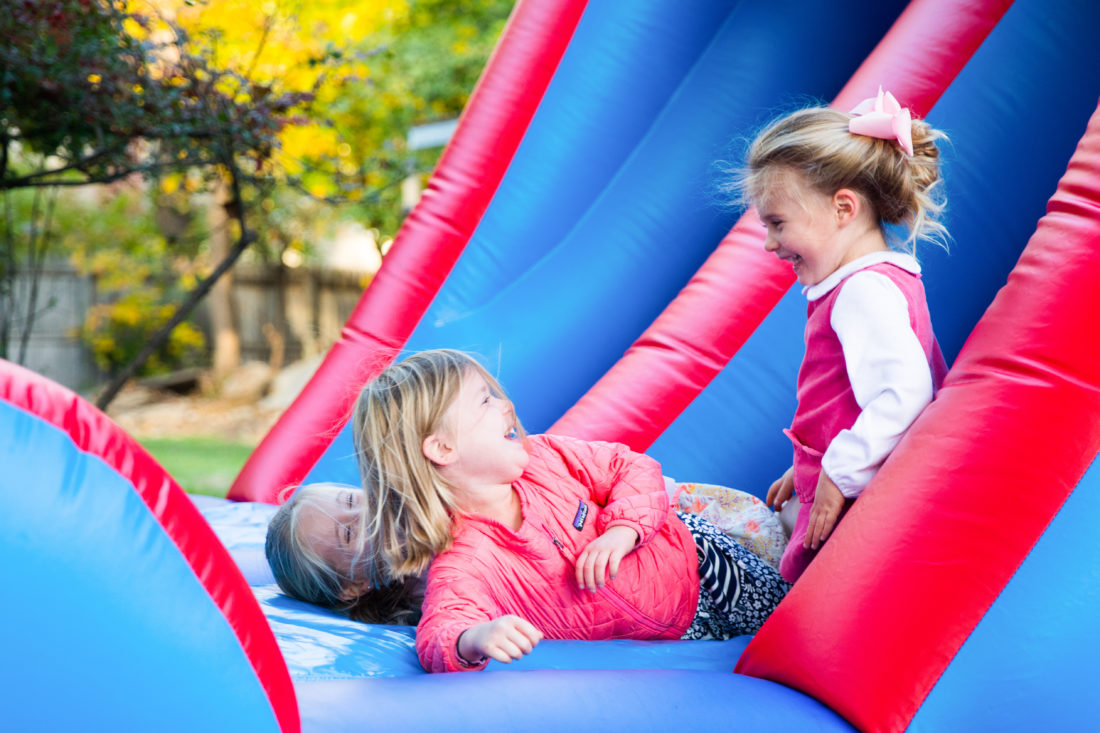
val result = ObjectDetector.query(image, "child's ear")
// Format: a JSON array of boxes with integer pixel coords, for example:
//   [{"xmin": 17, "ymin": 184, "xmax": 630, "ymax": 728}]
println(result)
[
  {"xmin": 833, "ymin": 188, "xmax": 860, "ymax": 224},
  {"xmin": 422, "ymin": 433, "xmax": 457, "ymax": 466},
  {"xmin": 339, "ymin": 577, "xmax": 371, "ymax": 601}
]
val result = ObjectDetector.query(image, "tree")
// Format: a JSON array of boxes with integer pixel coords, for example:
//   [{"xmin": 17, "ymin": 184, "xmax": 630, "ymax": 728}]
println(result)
[
  {"xmin": 2, "ymin": 0, "xmax": 515, "ymax": 405},
  {"xmin": 165, "ymin": 0, "xmax": 398, "ymax": 378},
  {"xmin": 0, "ymin": 0, "xmax": 312, "ymax": 404},
  {"xmin": 164, "ymin": 0, "xmax": 515, "ymax": 371},
  {"xmin": 167, "ymin": 0, "xmax": 514, "ymax": 242},
  {"xmin": 0, "ymin": 0, "xmax": 310, "ymax": 190},
  {"xmin": 269, "ymin": 0, "xmax": 516, "ymax": 239}
]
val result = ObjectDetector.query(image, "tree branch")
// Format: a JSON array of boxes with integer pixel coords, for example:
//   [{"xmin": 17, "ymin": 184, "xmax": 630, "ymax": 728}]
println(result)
[
  {"xmin": 0, "ymin": 129, "xmax": 248, "ymax": 190},
  {"xmin": 0, "ymin": 146, "xmax": 126, "ymax": 188},
  {"xmin": 95, "ymin": 158, "xmax": 255, "ymax": 410},
  {"xmin": 17, "ymin": 187, "xmax": 58, "ymax": 364}
]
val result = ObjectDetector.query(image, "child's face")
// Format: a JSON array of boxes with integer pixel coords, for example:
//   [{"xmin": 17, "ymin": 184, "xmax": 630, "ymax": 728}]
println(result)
[
  {"xmin": 435, "ymin": 368, "xmax": 529, "ymax": 488},
  {"xmin": 296, "ymin": 485, "xmax": 367, "ymax": 592},
  {"xmin": 756, "ymin": 169, "xmax": 850, "ymax": 286}
]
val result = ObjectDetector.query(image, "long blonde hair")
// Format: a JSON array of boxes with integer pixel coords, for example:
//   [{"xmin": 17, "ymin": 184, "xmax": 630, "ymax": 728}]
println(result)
[
  {"xmin": 352, "ymin": 349, "xmax": 521, "ymax": 578},
  {"xmin": 739, "ymin": 105, "xmax": 948, "ymax": 253}
]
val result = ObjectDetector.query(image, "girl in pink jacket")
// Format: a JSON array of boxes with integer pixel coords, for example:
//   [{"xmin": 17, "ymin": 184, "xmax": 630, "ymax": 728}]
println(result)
[{"xmin": 268, "ymin": 350, "xmax": 789, "ymax": 673}]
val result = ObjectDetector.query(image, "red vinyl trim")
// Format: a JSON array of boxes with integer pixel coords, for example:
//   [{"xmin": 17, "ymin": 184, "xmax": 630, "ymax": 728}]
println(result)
[
  {"xmin": 737, "ymin": 97, "xmax": 1100, "ymax": 731},
  {"xmin": 229, "ymin": 0, "xmax": 591, "ymax": 503},
  {"xmin": 549, "ymin": 0, "xmax": 1013, "ymax": 451},
  {"xmin": 0, "ymin": 358, "xmax": 300, "ymax": 733}
]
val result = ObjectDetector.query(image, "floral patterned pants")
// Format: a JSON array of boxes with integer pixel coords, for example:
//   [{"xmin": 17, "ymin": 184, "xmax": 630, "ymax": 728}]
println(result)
[{"xmin": 678, "ymin": 511, "xmax": 791, "ymax": 640}]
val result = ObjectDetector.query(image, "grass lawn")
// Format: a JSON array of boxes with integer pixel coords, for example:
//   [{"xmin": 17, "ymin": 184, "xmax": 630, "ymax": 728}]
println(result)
[{"xmin": 139, "ymin": 436, "xmax": 256, "ymax": 498}]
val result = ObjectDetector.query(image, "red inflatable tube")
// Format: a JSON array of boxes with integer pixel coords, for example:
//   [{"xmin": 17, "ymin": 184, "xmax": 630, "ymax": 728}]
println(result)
[
  {"xmin": 736, "ymin": 97, "xmax": 1100, "ymax": 732},
  {"xmin": 550, "ymin": 0, "xmax": 1013, "ymax": 450},
  {"xmin": 230, "ymin": 0, "xmax": 590, "ymax": 502}
]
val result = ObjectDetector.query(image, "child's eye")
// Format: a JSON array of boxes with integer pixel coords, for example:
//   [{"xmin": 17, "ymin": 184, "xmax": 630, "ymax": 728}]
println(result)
[
  {"xmin": 346, "ymin": 493, "xmax": 353, "ymax": 509},
  {"xmin": 345, "ymin": 525, "xmax": 352, "ymax": 545}
]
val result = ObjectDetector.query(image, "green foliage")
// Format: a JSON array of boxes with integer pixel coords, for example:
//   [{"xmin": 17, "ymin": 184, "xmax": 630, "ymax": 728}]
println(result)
[
  {"xmin": 294, "ymin": 0, "xmax": 516, "ymax": 237},
  {"xmin": 0, "ymin": 0, "xmax": 313, "ymax": 189},
  {"xmin": 1, "ymin": 0, "xmax": 516, "ymax": 383},
  {"xmin": 166, "ymin": 0, "xmax": 516, "ymax": 253},
  {"xmin": 3, "ymin": 181, "xmax": 209, "ymax": 376},
  {"xmin": 82, "ymin": 292, "xmax": 206, "ymax": 375},
  {"xmin": 0, "ymin": 0, "xmax": 313, "ymax": 370}
]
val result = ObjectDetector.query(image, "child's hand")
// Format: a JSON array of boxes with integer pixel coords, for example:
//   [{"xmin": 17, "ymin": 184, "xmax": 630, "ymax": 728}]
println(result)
[
  {"xmin": 766, "ymin": 466, "xmax": 795, "ymax": 510},
  {"xmin": 805, "ymin": 471, "xmax": 845, "ymax": 550},
  {"xmin": 458, "ymin": 615, "xmax": 543, "ymax": 666},
  {"xmin": 575, "ymin": 525, "xmax": 639, "ymax": 592}
]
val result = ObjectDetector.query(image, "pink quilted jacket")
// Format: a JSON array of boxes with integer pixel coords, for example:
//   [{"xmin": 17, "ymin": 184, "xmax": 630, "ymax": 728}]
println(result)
[{"xmin": 416, "ymin": 433, "xmax": 700, "ymax": 673}]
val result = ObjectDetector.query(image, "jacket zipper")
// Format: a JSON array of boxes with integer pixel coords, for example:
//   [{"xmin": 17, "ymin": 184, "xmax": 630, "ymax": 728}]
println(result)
[
  {"xmin": 540, "ymin": 523, "xmax": 668, "ymax": 635},
  {"xmin": 599, "ymin": 585, "xmax": 667, "ymax": 635}
]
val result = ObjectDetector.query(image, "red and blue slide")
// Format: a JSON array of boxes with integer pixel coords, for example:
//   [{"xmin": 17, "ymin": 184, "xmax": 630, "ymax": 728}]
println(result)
[{"xmin": 3, "ymin": 0, "xmax": 1100, "ymax": 730}]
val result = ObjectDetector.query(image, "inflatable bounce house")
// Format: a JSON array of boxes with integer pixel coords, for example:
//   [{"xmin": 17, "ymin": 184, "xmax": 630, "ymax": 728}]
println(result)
[{"xmin": 4, "ymin": 0, "xmax": 1100, "ymax": 730}]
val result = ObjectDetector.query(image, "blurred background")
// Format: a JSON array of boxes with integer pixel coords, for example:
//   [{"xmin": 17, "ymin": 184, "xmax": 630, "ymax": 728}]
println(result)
[{"xmin": 1, "ymin": 0, "xmax": 516, "ymax": 494}]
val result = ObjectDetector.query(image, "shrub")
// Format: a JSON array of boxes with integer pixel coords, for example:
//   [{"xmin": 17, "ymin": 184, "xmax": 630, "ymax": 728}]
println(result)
[{"xmin": 81, "ymin": 292, "xmax": 206, "ymax": 376}]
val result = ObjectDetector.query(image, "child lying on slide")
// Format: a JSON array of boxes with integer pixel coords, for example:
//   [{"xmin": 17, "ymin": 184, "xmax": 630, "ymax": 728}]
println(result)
[{"xmin": 266, "ymin": 350, "xmax": 789, "ymax": 672}]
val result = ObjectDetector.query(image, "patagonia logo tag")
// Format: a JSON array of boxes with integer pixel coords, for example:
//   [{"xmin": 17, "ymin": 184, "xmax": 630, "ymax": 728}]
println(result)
[{"xmin": 572, "ymin": 501, "xmax": 589, "ymax": 531}]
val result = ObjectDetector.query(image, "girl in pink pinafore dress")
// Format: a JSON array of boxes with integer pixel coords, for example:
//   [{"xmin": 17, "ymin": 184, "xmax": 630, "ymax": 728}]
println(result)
[{"xmin": 739, "ymin": 88, "xmax": 951, "ymax": 582}]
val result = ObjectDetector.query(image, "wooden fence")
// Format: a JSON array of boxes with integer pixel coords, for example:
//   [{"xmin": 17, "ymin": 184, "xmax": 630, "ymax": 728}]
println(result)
[
  {"xmin": 5, "ymin": 264, "xmax": 371, "ymax": 391},
  {"xmin": 229, "ymin": 265, "xmax": 372, "ymax": 366},
  {"xmin": 4, "ymin": 266, "xmax": 101, "ymax": 390}
]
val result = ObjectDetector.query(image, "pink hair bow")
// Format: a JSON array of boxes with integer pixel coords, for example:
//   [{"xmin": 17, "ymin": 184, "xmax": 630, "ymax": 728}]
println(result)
[{"xmin": 848, "ymin": 86, "xmax": 913, "ymax": 156}]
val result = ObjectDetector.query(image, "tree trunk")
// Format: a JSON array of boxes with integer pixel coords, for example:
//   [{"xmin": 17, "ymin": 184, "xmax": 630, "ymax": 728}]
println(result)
[{"xmin": 207, "ymin": 180, "xmax": 240, "ymax": 382}]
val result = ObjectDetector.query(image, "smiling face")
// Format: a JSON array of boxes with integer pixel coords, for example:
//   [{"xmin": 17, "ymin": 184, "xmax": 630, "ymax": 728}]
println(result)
[
  {"xmin": 294, "ymin": 484, "xmax": 368, "ymax": 596},
  {"xmin": 755, "ymin": 168, "xmax": 855, "ymax": 286},
  {"xmin": 431, "ymin": 367, "xmax": 529, "ymax": 492}
]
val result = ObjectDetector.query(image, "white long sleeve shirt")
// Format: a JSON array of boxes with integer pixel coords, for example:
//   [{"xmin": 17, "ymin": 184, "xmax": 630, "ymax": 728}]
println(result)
[{"xmin": 804, "ymin": 252, "xmax": 936, "ymax": 498}]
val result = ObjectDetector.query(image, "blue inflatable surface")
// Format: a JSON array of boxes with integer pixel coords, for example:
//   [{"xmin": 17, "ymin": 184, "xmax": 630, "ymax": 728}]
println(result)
[
  {"xmin": 0, "ymin": 401, "xmax": 284, "ymax": 733},
  {"xmin": 303, "ymin": 0, "xmax": 909, "ymax": 489}
]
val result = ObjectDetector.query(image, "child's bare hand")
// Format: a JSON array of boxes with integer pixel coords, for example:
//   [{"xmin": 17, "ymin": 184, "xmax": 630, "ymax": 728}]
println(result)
[
  {"xmin": 805, "ymin": 471, "xmax": 845, "ymax": 550},
  {"xmin": 575, "ymin": 525, "xmax": 639, "ymax": 592},
  {"xmin": 458, "ymin": 616, "xmax": 543, "ymax": 666},
  {"xmin": 766, "ymin": 466, "xmax": 795, "ymax": 510}
]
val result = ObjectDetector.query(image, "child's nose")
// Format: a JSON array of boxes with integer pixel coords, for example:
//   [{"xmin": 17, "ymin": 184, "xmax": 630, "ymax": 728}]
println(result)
[{"xmin": 763, "ymin": 234, "xmax": 778, "ymax": 252}]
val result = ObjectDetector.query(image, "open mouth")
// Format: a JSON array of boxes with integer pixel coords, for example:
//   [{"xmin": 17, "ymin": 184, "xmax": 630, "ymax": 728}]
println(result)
[{"xmin": 781, "ymin": 254, "xmax": 804, "ymax": 274}]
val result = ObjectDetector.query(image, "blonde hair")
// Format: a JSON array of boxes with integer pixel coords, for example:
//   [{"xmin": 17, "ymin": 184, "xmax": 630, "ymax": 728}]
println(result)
[
  {"xmin": 739, "ymin": 105, "xmax": 948, "ymax": 253},
  {"xmin": 352, "ymin": 349, "xmax": 521, "ymax": 578},
  {"xmin": 264, "ymin": 483, "xmax": 423, "ymax": 625}
]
